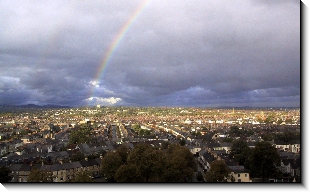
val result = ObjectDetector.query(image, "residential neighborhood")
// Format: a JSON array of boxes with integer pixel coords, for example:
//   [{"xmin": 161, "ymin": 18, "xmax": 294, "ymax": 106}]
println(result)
[{"xmin": 0, "ymin": 105, "xmax": 301, "ymax": 182}]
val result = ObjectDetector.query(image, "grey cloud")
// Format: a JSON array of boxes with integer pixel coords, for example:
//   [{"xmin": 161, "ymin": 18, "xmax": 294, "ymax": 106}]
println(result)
[{"xmin": 0, "ymin": 0, "xmax": 300, "ymax": 107}]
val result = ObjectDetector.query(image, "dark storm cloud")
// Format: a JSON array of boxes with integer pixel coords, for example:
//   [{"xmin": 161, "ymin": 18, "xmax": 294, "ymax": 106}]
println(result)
[{"xmin": 0, "ymin": 0, "xmax": 300, "ymax": 107}]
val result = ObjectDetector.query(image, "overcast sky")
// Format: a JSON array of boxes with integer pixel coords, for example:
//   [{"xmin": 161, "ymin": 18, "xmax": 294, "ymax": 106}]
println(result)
[{"xmin": 0, "ymin": 0, "xmax": 300, "ymax": 107}]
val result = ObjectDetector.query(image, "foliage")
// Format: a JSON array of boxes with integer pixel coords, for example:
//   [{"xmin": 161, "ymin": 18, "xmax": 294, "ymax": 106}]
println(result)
[
  {"xmin": 0, "ymin": 166, "xmax": 13, "ymax": 182},
  {"xmin": 131, "ymin": 124, "xmax": 141, "ymax": 132},
  {"xmin": 196, "ymin": 171, "xmax": 204, "ymax": 182},
  {"xmin": 27, "ymin": 167, "xmax": 54, "ymax": 182},
  {"xmin": 70, "ymin": 151, "xmax": 85, "ymax": 162},
  {"xmin": 230, "ymin": 140, "xmax": 251, "ymax": 166},
  {"xmin": 115, "ymin": 145, "xmax": 129, "ymax": 164},
  {"xmin": 229, "ymin": 125, "xmax": 242, "ymax": 136},
  {"xmin": 70, "ymin": 171, "xmax": 93, "ymax": 182},
  {"xmin": 274, "ymin": 128, "xmax": 300, "ymax": 144},
  {"xmin": 106, "ymin": 143, "xmax": 196, "ymax": 182},
  {"xmin": 179, "ymin": 139, "xmax": 186, "ymax": 146},
  {"xmin": 138, "ymin": 129, "xmax": 151, "ymax": 136},
  {"xmin": 246, "ymin": 141, "xmax": 282, "ymax": 181},
  {"xmin": 127, "ymin": 143, "xmax": 156, "ymax": 182},
  {"xmin": 222, "ymin": 137, "xmax": 234, "ymax": 143},
  {"xmin": 162, "ymin": 144, "xmax": 197, "ymax": 182},
  {"xmin": 69, "ymin": 124, "xmax": 93, "ymax": 144},
  {"xmin": 100, "ymin": 151, "xmax": 123, "ymax": 181},
  {"xmin": 205, "ymin": 160, "xmax": 231, "ymax": 182},
  {"xmin": 261, "ymin": 132, "xmax": 273, "ymax": 141},
  {"xmin": 161, "ymin": 141, "xmax": 170, "ymax": 149},
  {"xmin": 115, "ymin": 164, "xmax": 143, "ymax": 182}
]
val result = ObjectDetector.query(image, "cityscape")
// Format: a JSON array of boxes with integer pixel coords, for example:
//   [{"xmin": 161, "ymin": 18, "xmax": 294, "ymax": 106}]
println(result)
[{"xmin": 0, "ymin": 105, "xmax": 300, "ymax": 182}]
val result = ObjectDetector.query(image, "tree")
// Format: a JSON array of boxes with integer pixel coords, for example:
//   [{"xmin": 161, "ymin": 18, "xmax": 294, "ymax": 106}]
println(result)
[
  {"xmin": 246, "ymin": 141, "xmax": 282, "ymax": 181},
  {"xmin": 115, "ymin": 145, "xmax": 129, "ymax": 164},
  {"xmin": 27, "ymin": 167, "xmax": 54, "ymax": 182},
  {"xmin": 0, "ymin": 166, "xmax": 12, "ymax": 182},
  {"xmin": 100, "ymin": 152, "xmax": 123, "ymax": 182},
  {"xmin": 196, "ymin": 171, "xmax": 204, "ymax": 182},
  {"xmin": 70, "ymin": 171, "xmax": 93, "ymax": 182},
  {"xmin": 162, "ymin": 144, "xmax": 197, "ymax": 182},
  {"xmin": 230, "ymin": 140, "xmax": 251, "ymax": 166},
  {"xmin": 274, "ymin": 128, "xmax": 300, "ymax": 144},
  {"xmin": 115, "ymin": 164, "xmax": 143, "ymax": 182},
  {"xmin": 70, "ymin": 151, "xmax": 85, "ymax": 162},
  {"xmin": 222, "ymin": 137, "xmax": 234, "ymax": 142},
  {"xmin": 262, "ymin": 132, "xmax": 273, "ymax": 141},
  {"xmin": 127, "ymin": 143, "xmax": 156, "ymax": 182},
  {"xmin": 69, "ymin": 124, "xmax": 92, "ymax": 144},
  {"xmin": 161, "ymin": 141, "xmax": 170, "ymax": 149},
  {"xmin": 205, "ymin": 160, "xmax": 231, "ymax": 182},
  {"xmin": 179, "ymin": 138, "xmax": 186, "ymax": 146}
]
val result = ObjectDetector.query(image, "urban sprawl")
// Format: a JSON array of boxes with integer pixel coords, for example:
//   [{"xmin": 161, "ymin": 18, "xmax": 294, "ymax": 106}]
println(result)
[{"xmin": 0, "ymin": 105, "xmax": 300, "ymax": 182}]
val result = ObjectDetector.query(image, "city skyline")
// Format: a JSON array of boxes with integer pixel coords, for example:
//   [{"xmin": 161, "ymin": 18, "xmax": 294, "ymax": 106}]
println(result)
[{"xmin": 0, "ymin": 0, "xmax": 300, "ymax": 108}]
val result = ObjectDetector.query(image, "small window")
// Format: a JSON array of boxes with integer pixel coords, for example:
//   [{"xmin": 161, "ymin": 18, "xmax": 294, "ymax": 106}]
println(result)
[
  {"xmin": 245, "ymin": 174, "xmax": 247, "ymax": 177},
  {"xmin": 238, "ymin": 174, "xmax": 240, "ymax": 177}
]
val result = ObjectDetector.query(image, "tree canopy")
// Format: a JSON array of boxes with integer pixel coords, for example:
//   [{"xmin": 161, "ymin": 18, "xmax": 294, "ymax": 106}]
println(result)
[
  {"xmin": 0, "ymin": 166, "xmax": 13, "ymax": 183},
  {"xmin": 69, "ymin": 124, "xmax": 93, "ymax": 144},
  {"xmin": 230, "ymin": 140, "xmax": 251, "ymax": 166},
  {"xmin": 205, "ymin": 160, "xmax": 232, "ymax": 182},
  {"xmin": 70, "ymin": 170, "xmax": 93, "ymax": 182},
  {"xmin": 27, "ymin": 167, "xmax": 54, "ymax": 182},
  {"xmin": 246, "ymin": 141, "xmax": 282, "ymax": 181},
  {"xmin": 100, "ymin": 143, "xmax": 196, "ymax": 182},
  {"xmin": 100, "ymin": 151, "xmax": 123, "ymax": 182}
]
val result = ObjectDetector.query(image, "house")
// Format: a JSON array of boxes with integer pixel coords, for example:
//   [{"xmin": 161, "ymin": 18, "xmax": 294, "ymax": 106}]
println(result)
[
  {"xmin": 198, "ymin": 149, "xmax": 217, "ymax": 172},
  {"xmin": 280, "ymin": 156, "xmax": 300, "ymax": 179},
  {"xmin": 10, "ymin": 164, "xmax": 32, "ymax": 182},
  {"xmin": 289, "ymin": 140, "xmax": 300, "ymax": 154},
  {"xmin": 274, "ymin": 141, "xmax": 290, "ymax": 152},
  {"xmin": 0, "ymin": 143, "xmax": 7, "ymax": 156},
  {"xmin": 228, "ymin": 166, "xmax": 251, "ymax": 182},
  {"xmin": 210, "ymin": 142, "xmax": 233, "ymax": 154},
  {"xmin": 186, "ymin": 145, "xmax": 201, "ymax": 155}
]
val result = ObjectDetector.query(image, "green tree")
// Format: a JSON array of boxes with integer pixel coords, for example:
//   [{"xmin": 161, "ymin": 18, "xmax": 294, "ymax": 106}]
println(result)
[
  {"xmin": 127, "ymin": 143, "xmax": 156, "ymax": 182},
  {"xmin": 274, "ymin": 128, "xmax": 300, "ymax": 144},
  {"xmin": 27, "ymin": 167, "xmax": 54, "ymax": 182},
  {"xmin": 70, "ymin": 151, "xmax": 85, "ymax": 162},
  {"xmin": 262, "ymin": 132, "xmax": 273, "ymax": 141},
  {"xmin": 100, "ymin": 151, "xmax": 123, "ymax": 182},
  {"xmin": 196, "ymin": 171, "xmax": 204, "ymax": 182},
  {"xmin": 115, "ymin": 164, "xmax": 143, "ymax": 182},
  {"xmin": 179, "ymin": 139, "xmax": 186, "ymax": 146},
  {"xmin": 70, "ymin": 170, "xmax": 93, "ymax": 182},
  {"xmin": 230, "ymin": 125, "xmax": 242, "ymax": 137},
  {"xmin": 138, "ymin": 129, "xmax": 145, "ymax": 136},
  {"xmin": 0, "ymin": 166, "xmax": 13, "ymax": 182},
  {"xmin": 230, "ymin": 140, "xmax": 251, "ymax": 166},
  {"xmin": 115, "ymin": 145, "xmax": 129, "ymax": 164},
  {"xmin": 205, "ymin": 160, "xmax": 231, "ymax": 182},
  {"xmin": 161, "ymin": 141, "xmax": 170, "ymax": 149},
  {"xmin": 69, "ymin": 124, "xmax": 92, "ymax": 144},
  {"xmin": 162, "ymin": 144, "xmax": 197, "ymax": 182},
  {"xmin": 247, "ymin": 141, "xmax": 281, "ymax": 182},
  {"xmin": 222, "ymin": 137, "xmax": 234, "ymax": 142}
]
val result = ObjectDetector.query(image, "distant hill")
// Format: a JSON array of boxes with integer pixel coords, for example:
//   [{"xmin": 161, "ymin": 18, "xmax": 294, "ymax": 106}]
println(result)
[
  {"xmin": 0, "ymin": 104, "xmax": 71, "ymax": 112},
  {"xmin": 19, "ymin": 104, "xmax": 70, "ymax": 109}
]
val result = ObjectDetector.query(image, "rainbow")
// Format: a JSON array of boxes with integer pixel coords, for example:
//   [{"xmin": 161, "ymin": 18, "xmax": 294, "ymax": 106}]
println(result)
[{"xmin": 88, "ymin": 0, "xmax": 151, "ymax": 102}]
